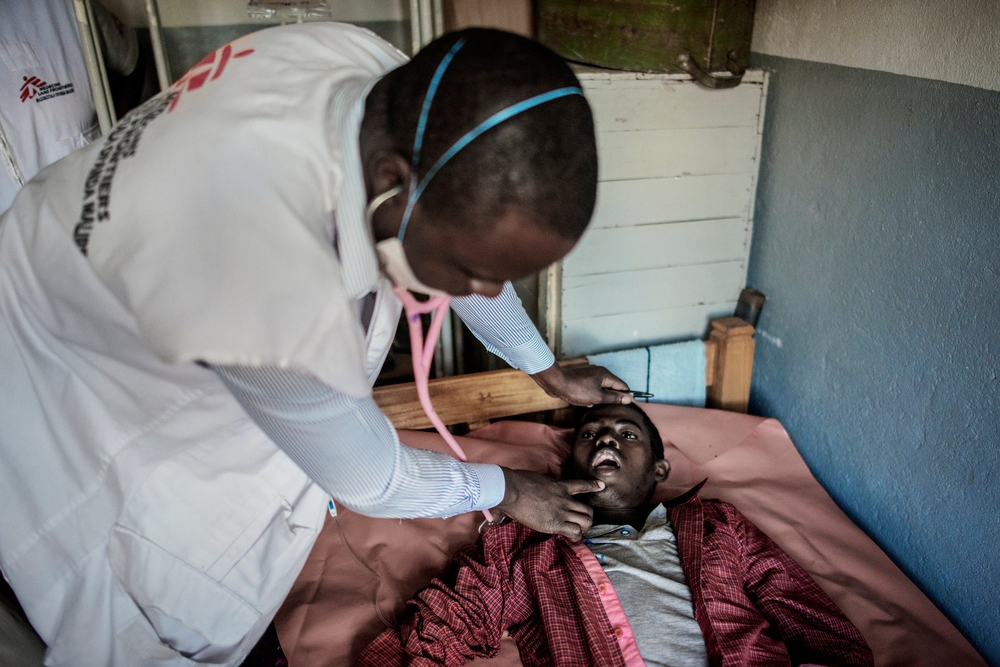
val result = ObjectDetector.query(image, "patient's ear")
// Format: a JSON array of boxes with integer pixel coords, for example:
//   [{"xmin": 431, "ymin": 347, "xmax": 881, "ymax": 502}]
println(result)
[{"xmin": 653, "ymin": 459, "xmax": 670, "ymax": 483}]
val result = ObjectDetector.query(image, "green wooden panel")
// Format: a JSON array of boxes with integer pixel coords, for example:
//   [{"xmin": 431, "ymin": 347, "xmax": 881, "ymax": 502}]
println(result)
[
  {"xmin": 708, "ymin": 0, "xmax": 756, "ymax": 70},
  {"xmin": 538, "ymin": 0, "xmax": 755, "ymax": 73}
]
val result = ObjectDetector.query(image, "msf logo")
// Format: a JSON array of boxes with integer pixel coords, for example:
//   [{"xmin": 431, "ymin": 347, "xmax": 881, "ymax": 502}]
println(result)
[
  {"xmin": 169, "ymin": 42, "xmax": 254, "ymax": 112},
  {"xmin": 20, "ymin": 75, "xmax": 74, "ymax": 103},
  {"xmin": 20, "ymin": 76, "xmax": 46, "ymax": 102}
]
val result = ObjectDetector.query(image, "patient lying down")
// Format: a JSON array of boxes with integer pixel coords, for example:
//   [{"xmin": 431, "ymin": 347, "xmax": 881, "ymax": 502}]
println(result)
[{"xmin": 359, "ymin": 404, "xmax": 874, "ymax": 667}]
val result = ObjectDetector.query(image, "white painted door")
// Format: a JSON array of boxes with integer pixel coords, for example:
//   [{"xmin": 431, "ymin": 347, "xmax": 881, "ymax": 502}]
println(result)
[{"xmin": 545, "ymin": 69, "xmax": 769, "ymax": 358}]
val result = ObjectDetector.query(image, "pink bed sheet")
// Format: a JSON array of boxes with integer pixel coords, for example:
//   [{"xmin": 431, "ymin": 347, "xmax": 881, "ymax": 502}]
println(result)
[{"xmin": 274, "ymin": 405, "xmax": 986, "ymax": 667}]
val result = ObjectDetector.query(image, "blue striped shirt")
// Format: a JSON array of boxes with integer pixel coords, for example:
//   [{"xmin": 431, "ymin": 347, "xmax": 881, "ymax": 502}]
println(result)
[
  {"xmin": 211, "ymin": 364, "xmax": 502, "ymax": 518},
  {"xmin": 451, "ymin": 282, "xmax": 554, "ymax": 375},
  {"xmin": 213, "ymin": 285, "xmax": 552, "ymax": 518}
]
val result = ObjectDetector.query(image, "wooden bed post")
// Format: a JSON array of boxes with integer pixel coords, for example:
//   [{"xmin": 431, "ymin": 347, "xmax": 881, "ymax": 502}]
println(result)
[{"xmin": 705, "ymin": 316, "xmax": 755, "ymax": 413}]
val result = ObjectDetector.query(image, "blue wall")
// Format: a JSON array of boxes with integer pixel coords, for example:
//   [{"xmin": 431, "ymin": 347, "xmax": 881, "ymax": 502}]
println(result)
[{"xmin": 747, "ymin": 54, "xmax": 1000, "ymax": 664}]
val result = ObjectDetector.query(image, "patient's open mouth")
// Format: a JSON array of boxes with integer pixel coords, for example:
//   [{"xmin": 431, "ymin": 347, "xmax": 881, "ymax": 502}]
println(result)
[{"xmin": 591, "ymin": 448, "xmax": 621, "ymax": 471}]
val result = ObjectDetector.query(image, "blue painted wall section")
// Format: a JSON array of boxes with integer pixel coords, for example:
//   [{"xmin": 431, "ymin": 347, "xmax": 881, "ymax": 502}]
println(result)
[{"xmin": 747, "ymin": 53, "xmax": 999, "ymax": 664}]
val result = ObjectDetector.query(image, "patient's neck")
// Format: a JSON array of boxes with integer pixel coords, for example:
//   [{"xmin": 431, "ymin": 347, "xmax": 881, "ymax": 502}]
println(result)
[{"xmin": 592, "ymin": 504, "xmax": 657, "ymax": 531}]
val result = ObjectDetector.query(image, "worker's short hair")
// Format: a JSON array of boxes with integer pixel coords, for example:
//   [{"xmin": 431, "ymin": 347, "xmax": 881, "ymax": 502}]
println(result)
[
  {"xmin": 379, "ymin": 28, "xmax": 598, "ymax": 240},
  {"xmin": 574, "ymin": 403, "xmax": 665, "ymax": 462}
]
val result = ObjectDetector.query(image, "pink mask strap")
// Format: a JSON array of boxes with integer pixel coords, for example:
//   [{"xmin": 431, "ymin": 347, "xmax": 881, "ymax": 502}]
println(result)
[{"xmin": 393, "ymin": 287, "xmax": 494, "ymax": 521}]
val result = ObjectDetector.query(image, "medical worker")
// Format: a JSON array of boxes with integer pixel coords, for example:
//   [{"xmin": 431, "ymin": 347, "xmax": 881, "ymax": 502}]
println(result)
[{"xmin": 0, "ymin": 23, "xmax": 628, "ymax": 666}]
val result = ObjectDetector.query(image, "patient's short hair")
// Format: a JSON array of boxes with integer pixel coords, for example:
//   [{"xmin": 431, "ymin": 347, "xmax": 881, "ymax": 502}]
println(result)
[
  {"xmin": 575, "ymin": 403, "xmax": 665, "ymax": 462},
  {"xmin": 379, "ymin": 29, "xmax": 597, "ymax": 239}
]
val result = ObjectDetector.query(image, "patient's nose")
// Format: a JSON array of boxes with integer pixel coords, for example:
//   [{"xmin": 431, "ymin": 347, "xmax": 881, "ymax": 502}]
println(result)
[{"xmin": 597, "ymin": 430, "xmax": 619, "ymax": 448}]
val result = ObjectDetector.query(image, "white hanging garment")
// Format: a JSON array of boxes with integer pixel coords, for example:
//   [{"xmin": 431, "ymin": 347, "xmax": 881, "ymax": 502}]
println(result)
[
  {"xmin": 0, "ymin": 22, "xmax": 406, "ymax": 667},
  {"xmin": 0, "ymin": 0, "xmax": 100, "ymax": 213}
]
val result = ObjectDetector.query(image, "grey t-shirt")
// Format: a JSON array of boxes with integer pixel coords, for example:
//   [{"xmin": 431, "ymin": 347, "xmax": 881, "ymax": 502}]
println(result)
[{"xmin": 584, "ymin": 505, "xmax": 709, "ymax": 667}]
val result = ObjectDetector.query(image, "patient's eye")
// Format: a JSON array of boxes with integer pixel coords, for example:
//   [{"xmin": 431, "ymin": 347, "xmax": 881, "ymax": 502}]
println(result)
[
  {"xmin": 622, "ymin": 430, "xmax": 638, "ymax": 440},
  {"xmin": 580, "ymin": 429, "xmax": 596, "ymax": 439}
]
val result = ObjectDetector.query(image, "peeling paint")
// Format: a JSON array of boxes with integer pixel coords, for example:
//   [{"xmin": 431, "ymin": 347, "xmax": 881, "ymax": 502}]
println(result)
[{"xmin": 756, "ymin": 328, "xmax": 783, "ymax": 348}]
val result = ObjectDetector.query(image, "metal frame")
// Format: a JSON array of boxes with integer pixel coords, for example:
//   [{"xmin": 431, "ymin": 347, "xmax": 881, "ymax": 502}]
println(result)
[
  {"xmin": 144, "ymin": 0, "xmax": 172, "ymax": 90},
  {"xmin": 72, "ymin": 0, "xmax": 117, "ymax": 134}
]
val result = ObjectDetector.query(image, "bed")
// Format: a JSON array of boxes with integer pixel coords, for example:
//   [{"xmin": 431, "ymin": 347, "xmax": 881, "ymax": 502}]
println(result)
[{"xmin": 273, "ymin": 317, "xmax": 986, "ymax": 667}]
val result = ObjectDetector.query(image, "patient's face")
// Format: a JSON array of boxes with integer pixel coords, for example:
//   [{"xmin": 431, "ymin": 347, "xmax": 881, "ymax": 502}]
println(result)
[{"xmin": 565, "ymin": 405, "xmax": 668, "ymax": 510}]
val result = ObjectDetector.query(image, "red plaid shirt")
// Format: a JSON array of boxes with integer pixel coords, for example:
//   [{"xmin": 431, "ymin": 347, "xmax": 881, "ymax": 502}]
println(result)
[{"xmin": 359, "ymin": 496, "xmax": 873, "ymax": 667}]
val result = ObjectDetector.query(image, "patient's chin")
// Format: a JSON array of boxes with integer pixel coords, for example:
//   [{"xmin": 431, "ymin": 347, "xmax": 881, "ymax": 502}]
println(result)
[{"xmin": 585, "ymin": 487, "xmax": 624, "ymax": 509}]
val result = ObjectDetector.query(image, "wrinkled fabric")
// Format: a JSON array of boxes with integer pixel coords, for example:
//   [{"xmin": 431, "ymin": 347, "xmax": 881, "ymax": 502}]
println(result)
[
  {"xmin": 0, "ymin": 0, "xmax": 98, "ymax": 213},
  {"xmin": 359, "ymin": 495, "xmax": 871, "ymax": 667},
  {"xmin": 276, "ymin": 409, "xmax": 987, "ymax": 667}
]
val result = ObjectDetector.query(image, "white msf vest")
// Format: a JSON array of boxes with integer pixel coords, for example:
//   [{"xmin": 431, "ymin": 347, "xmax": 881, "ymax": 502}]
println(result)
[
  {"xmin": 0, "ymin": 0, "xmax": 100, "ymax": 213},
  {"xmin": 0, "ymin": 23, "xmax": 405, "ymax": 666}
]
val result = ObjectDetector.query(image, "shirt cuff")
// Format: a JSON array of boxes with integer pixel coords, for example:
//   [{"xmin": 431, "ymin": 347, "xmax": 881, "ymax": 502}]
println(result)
[
  {"xmin": 504, "ymin": 336, "xmax": 557, "ymax": 375},
  {"xmin": 467, "ymin": 463, "xmax": 506, "ymax": 511}
]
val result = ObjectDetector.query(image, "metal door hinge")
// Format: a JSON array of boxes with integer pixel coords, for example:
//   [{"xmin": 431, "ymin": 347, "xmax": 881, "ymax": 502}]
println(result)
[{"xmin": 675, "ymin": 50, "xmax": 746, "ymax": 89}]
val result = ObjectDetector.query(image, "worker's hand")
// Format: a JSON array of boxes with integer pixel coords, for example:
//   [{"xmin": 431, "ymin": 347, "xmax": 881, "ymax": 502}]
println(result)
[
  {"xmin": 531, "ymin": 363, "xmax": 631, "ymax": 407},
  {"xmin": 494, "ymin": 468, "xmax": 604, "ymax": 541}
]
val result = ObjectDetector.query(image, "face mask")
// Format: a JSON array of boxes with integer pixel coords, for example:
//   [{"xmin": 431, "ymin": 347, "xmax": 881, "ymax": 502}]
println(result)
[
  {"xmin": 367, "ymin": 185, "xmax": 449, "ymax": 297},
  {"xmin": 363, "ymin": 38, "xmax": 585, "ymax": 522}
]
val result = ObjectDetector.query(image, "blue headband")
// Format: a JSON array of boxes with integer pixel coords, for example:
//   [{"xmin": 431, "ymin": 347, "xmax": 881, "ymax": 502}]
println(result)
[{"xmin": 397, "ymin": 38, "xmax": 583, "ymax": 242}]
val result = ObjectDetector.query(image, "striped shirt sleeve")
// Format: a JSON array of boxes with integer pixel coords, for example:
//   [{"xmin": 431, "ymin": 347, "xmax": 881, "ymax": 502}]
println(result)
[
  {"xmin": 211, "ymin": 364, "xmax": 506, "ymax": 519},
  {"xmin": 450, "ymin": 281, "xmax": 556, "ymax": 375}
]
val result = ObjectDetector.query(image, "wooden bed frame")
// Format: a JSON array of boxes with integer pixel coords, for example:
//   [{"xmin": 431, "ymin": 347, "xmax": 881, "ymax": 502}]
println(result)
[{"xmin": 374, "ymin": 316, "xmax": 756, "ymax": 430}]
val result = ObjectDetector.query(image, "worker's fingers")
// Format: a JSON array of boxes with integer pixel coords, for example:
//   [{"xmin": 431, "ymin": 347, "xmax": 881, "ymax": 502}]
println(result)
[
  {"xmin": 557, "ymin": 517, "xmax": 592, "ymax": 542},
  {"xmin": 599, "ymin": 389, "xmax": 633, "ymax": 405},
  {"xmin": 599, "ymin": 370, "xmax": 630, "ymax": 392},
  {"xmin": 562, "ymin": 479, "xmax": 606, "ymax": 497},
  {"xmin": 495, "ymin": 469, "xmax": 603, "ymax": 539},
  {"xmin": 588, "ymin": 367, "xmax": 630, "ymax": 405},
  {"xmin": 530, "ymin": 364, "xmax": 631, "ymax": 407},
  {"xmin": 558, "ymin": 498, "xmax": 594, "ymax": 523},
  {"xmin": 552, "ymin": 503, "xmax": 596, "ymax": 541}
]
